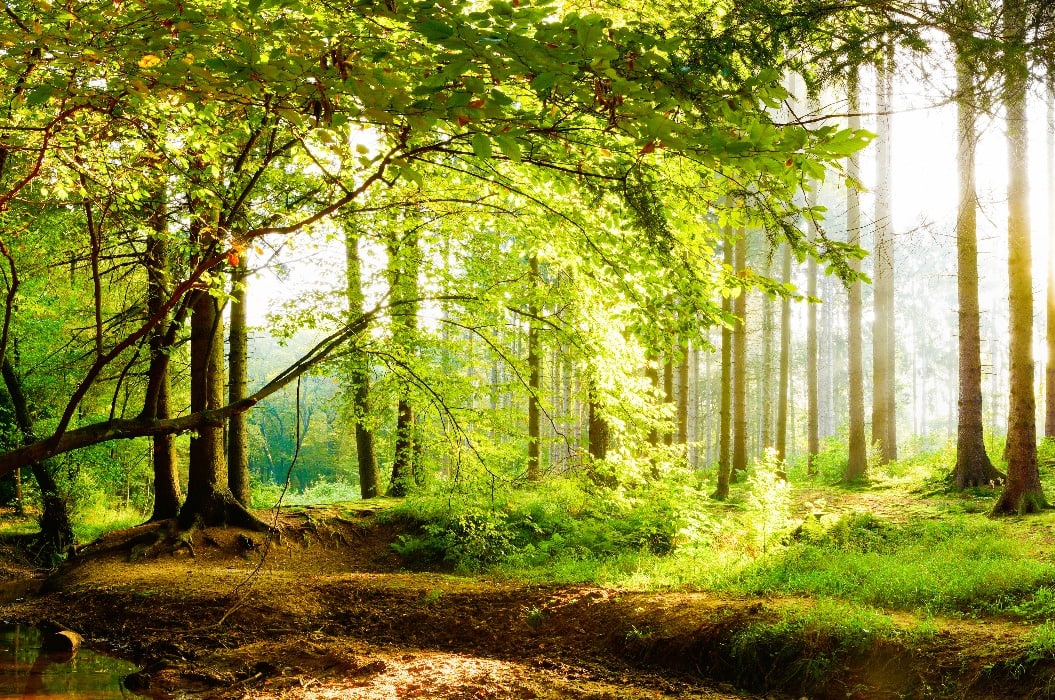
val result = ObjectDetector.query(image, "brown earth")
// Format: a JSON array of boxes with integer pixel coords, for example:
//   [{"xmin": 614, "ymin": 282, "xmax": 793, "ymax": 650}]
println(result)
[{"xmin": 0, "ymin": 504, "xmax": 1052, "ymax": 699}]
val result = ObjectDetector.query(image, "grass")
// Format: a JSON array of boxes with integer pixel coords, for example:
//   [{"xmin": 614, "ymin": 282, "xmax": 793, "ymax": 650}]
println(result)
[{"xmin": 380, "ymin": 440, "xmax": 1055, "ymax": 627}]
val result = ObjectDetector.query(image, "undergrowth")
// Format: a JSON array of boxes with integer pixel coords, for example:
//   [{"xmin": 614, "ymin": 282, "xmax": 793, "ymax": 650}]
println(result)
[{"xmin": 384, "ymin": 442, "xmax": 1055, "ymax": 623}]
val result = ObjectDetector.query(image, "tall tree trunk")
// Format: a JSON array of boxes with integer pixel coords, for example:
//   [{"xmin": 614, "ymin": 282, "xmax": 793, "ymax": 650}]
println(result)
[
  {"xmin": 1, "ymin": 358, "xmax": 72, "ymax": 560},
  {"xmin": 846, "ymin": 75, "xmax": 868, "ymax": 482},
  {"xmin": 677, "ymin": 345, "xmax": 689, "ymax": 446},
  {"xmin": 387, "ymin": 228, "xmax": 422, "ymax": 495},
  {"xmin": 714, "ymin": 234, "xmax": 733, "ymax": 500},
  {"xmin": 663, "ymin": 355, "xmax": 674, "ymax": 446},
  {"xmin": 178, "ymin": 198, "xmax": 263, "ymax": 530},
  {"xmin": 806, "ymin": 188, "xmax": 820, "ymax": 475},
  {"xmin": 761, "ymin": 273, "xmax": 774, "ymax": 451},
  {"xmin": 227, "ymin": 253, "xmax": 251, "ymax": 507},
  {"xmin": 345, "ymin": 228, "xmax": 381, "ymax": 498},
  {"xmin": 775, "ymin": 242, "xmax": 792, "ymax": 463},
  {"xmin": 526, "ymin": 255, "xmax": 541, "ymax": 481},
  {"xmin": 872, "ymin": 45, "xmax": 897, "ymax": 464},
  {"xmin": 732, "ymin": 229, "xmax": 748, "ymax": 478},
  {"xmin": 145, "ymin": 192, "xmax": 181, "ymax": 520},
  {"xmin": 953, "ymin": 50, "xmax": 1003, "ymax": 489},
  {"xmin": 1046, "ymin": 73, "xmax": 1055, "ymax": 439},
  {"xmin": 994, "ymin": 0, "xmax": 1046, "ymax": 513}
]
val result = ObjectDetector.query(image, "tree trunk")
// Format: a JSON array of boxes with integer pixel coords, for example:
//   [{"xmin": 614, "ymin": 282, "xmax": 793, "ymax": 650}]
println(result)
[
  {"xmin": 806, "ymin": 188, "xmax": 820, "ymax": 475},
  {"xmin": 178, "ymin": 201, "xmax": 264, "ymax": 530},
  {"xmin": 387, "ymin": 228, "xmax": 422, "ymax": 495},
  {"xmin": 953, "ymin": 50, "xmax": 1003, "ymax": 489},
  {"xmin": 846, "ymin": 74, "xmax": 868, "ymax": 482},
  {"xmin": 663, "ymin": 355, "xmax": 674, "ymax": 446},
  {"xmin": 588, "ymin": 390, "xmax": 609, "ymax": 461},
  {"xmin": 872, "ymin": 45, "xmax": 897, "ymax": 464},
  {"xmin": 1046, "ymin": 74, "xmax": 1055, "ymax": 439},
  {"xmin": 526, "ymin": 254, "xmax": 541, "ymax": 481},
  {"xmin": 761, "ymin": 258, "xmax": 774, "ymax": 451},
  {"xmin": 227, "ymin": 253, "xmax": 251, "ymax": 507},
  {"xmin": 677, "ymin": 345, "xmax": 689, "ymax": 446},
  {"xmin": 732, "ymin": 229, "xmax": 748, "ymax": 478},
  {"xmin": 144, "ymin": 193, "xmax": 181, "ymax": 520},
  {"xmin": 775, "ymin": 242, "xmax": 792, "ymax": 462},
  {"xmin": 993, "ymin": 0, "xmax": 1046, "ymax": 514},
  {"xmin": 714, "ymin": 234, "xmax": 733, "ymax": 500},
  {"xmin": 344, "ymin": 228, "xmax": 381, "ymax": 498},
  {"xmin": 1, "ymin": 357, "xmax": 72, "ymax": 560}
]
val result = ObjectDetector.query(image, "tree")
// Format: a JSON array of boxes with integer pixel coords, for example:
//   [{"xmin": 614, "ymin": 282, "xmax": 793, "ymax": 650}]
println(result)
[
  {"xmin": 846, "ymin": 74, "xmax": 868, "ymax": 483},
  {"xmin": 775, "ymin": 241, "xmax": 792, "ymax": 463},
  {"xmin": 806, "ymin": 188, "xmax": 820, "ymax": 474},
  {"xmin": 1046, "ymin": 71, "xmax": 1055, "ymax": 441},
  {"xmin": 144, "ymin": 193, "xmax": 182, "ymax": 521},
  {"xmin": 993, "ymin": 0, "xmax": 1046, "ymax": 514},
  {"xmin": 227, "ymin": 253, "xmax": 252, "ymax": 507},
  {"xmin": 732, "ymin": 230, "xmax": 749, "ymax": 479},
  {"xmin": 714, "ymin": 234, "xmax": 734, "ymax": 500},
  {"xmin": 872, "ymin": 44, "xmax": 897, "ymax": 464},
  {"xmin": 952, "ymin": 40, "xmax": 1004, "ymax": 489},
  {"xmin": 344, "ymin": 226, "xmax": 382, "ymax": 499}
]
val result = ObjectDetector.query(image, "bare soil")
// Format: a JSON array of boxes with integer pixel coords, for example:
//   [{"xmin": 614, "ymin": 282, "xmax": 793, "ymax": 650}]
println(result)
[{"xmin": 0, "ymin": 504, "xmax": 1052, "ymax": 699}]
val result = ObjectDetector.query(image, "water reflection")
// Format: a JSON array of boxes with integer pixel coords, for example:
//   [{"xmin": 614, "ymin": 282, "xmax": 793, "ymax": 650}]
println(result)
[{"xmin": 0, "ymin": 624, "xmax": 144, "ymax": 698}]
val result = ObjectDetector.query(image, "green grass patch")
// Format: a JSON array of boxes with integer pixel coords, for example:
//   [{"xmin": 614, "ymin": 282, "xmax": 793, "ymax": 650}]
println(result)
[{"xmin": 73, "ymin": 503, "xmax": 145, "ymax": 544}]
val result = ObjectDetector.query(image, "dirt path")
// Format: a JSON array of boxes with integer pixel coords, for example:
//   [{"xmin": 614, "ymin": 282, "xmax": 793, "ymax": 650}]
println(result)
[{"xmin": 0, "ymin": 506, "xmax": 1050, "ymax": 699}]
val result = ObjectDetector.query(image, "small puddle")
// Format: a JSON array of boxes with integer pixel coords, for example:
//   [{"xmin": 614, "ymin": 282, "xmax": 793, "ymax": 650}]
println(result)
[{"xmin": 0, "ymin": 623, "xmax": 146, "ymax": 698}]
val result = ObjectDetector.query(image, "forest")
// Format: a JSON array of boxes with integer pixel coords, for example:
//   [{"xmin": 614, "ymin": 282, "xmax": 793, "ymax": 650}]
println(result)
[{"xmin": 2, "ymin": 0, "xmax": 1055, "ymax": 698}]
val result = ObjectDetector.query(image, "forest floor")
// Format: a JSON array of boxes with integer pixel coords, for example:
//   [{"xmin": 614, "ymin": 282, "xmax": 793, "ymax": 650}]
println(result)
[{"xmin": 0, "ymin": 494, "xmax": 1053, "ymax": 699}]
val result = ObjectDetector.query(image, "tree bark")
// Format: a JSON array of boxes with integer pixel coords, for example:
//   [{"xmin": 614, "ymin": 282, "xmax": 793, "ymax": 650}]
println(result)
[
  {"xmin": 732, "ymin": 229, "xmax": 748, "ymax": 478},
  {"xmin": 144, "ymin": 192, "xmax": 181, "ymax": 520},
  {"xmin": 227, "ymin": 252, "xmax": 251, "ymax": 507},
  {"xmin": 714, "ymin": 234, "xmax": 733, "ymax": 500},
  {"xmin": 994, "ymin": 0, "xmax": 1046, "ymax": 513},
  {"xmin": 526, "ymin": 254, "xmax": 541, "ymax": 481},
  {"xmin": 775, "ymin": 242, "xmax": 792, "ymax": 463},
  {"xmin": 846, "ymin": 74, "xmax": 868, "ymax": 482},
  {"xmin": 677, "ymin": 345, "xmax": 689, "ymax": 446},
  {"xmin": 387, "ymin": 227, "xmax": 422, "ymax": 495},
  {"xmin": 178, "ymin": 198, "xmax": 264, "ymax": 530},
  {"xmin": 1046, "ymin": 74, "xmax": 1055, "ymax": 439},
  {"xmin": 806, "ymin": 188, "xmax": 820, "ymax": 475},
  {"xmin": 663, "ymin": 355, "xmax": 674, "ymax": 446},
  {"xmin": 953, "ymin": 49, "xmax": 1003, "ymax": 489},
  {"xmin": 872, "ymin": 45, "xmax": 897, "ymax": 464},
  {"xmin": 344, "ymin": 228, "xmax": 381, "ymax": 498}
]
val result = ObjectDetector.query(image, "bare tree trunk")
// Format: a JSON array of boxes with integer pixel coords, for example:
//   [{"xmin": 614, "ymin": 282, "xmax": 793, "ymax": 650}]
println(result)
[
  {"xmin": 953, "ymin": 53, "xmax": 1003, "ymax": 489},
  {"xmin": 663, "ymin": 355, "xmax": 674, "ymax": 446},
  {"xmin": 872, "ymin": 45, "xmax": 897, "ymax": 464},
  {"xmin": 714, "ymin": 234, "xmax": 733, "ymax": 500},
  {"xmin": 994, "ymin": 0, "xmax": 1046, "ymax": 513},
  {"xmin": 677, "ymin": 345, "xmax": 689, "ymax": 446},
  {"xmin": 527, "ymin": 255, "xmax": 541, "ymax": 481},
  {"xmin": 179, "ymin": 196, "xmax": 263, "ymax": 530},
  {"xmin": 145, "ymin": 193, "xmax": 181, "ymax": 520},
  {"xmin": 733, "ymin": 230, "xmax": 748, "ymax": 478},
  {"xmin": 345, "ymin": 229, "xmax": 381, "ymax": 498},
  {"xmin": 806, "ymin": 189, "xmax": 820, "ymax": 474},
  {"xmin": 846, "ymin": 75, "xmax": 868, "ymax": 482},
  {"xmin": 227, "ymin": 253, "xmax": 251, "ymax": 507},
  {"xmin": 775, "ymin": 242, "xmax": 792, "ymax": 463},
  {"xmin": 1046, "ymin": 73, "xmax": 1055, "ymax": 439}
]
